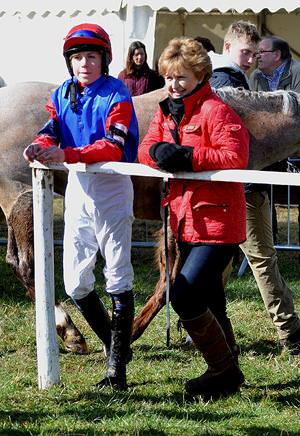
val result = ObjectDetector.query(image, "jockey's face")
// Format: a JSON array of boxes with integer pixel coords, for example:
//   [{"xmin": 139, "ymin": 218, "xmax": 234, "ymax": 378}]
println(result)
[
  {"xmin": 70, "ymin": 50, "xmax": 102, "ymax": 85},
  {"xmin": 224, "ymin": 37, "xmax": 257, "ymax": 72},
  {"xmin": 164, "ymin": 67, "xmax": 201, "ymax": 99},
  {"xmin": 133, "ymin": 48, "xmax": 146, "ymax": 69},
  {"xmin": 256, "ymin": 39, "xmax": 281, "ymax": 74}
]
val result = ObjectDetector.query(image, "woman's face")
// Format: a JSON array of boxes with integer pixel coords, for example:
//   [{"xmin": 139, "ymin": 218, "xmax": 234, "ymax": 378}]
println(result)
[
  {"xmin": 164, "ymin": 66, "xmax": 200, "ymax": 98},
  {"xmin": 132, "ymin": 48, "xmax": 146, "ymax": 68}
]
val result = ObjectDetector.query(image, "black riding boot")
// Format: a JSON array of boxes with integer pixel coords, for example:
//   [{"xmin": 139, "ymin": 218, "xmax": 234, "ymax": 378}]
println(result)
[
  {"xmin": 73, "ymin": 290, "xmax": 111, "ymax": 356},
  {"xmin": 96, "ymin": 290, "xmax": 134, "ymax": 390}
]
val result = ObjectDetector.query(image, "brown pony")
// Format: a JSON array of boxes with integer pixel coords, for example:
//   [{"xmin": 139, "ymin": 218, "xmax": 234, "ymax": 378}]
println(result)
[{"xmin": 1, "ymin": 82, "xmax": 300, "ymax": 350}]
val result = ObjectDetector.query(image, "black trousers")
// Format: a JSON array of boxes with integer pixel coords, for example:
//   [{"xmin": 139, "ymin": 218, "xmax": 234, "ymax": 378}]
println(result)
[{"xmin": 170, "ymin": 243, "xmax": 237, "ymax": 328}]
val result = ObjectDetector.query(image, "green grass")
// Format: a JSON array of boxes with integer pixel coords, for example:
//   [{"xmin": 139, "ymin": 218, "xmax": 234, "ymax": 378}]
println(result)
[{"xmin": 0, "ymin": 201, "xmax": 300, "ymax": 435}]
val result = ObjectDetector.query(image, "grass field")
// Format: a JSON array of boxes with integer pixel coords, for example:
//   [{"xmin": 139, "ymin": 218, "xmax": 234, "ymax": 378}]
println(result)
[{"xmin": 0, "ymin": 200, "xmax": 299, "ymax": 435}]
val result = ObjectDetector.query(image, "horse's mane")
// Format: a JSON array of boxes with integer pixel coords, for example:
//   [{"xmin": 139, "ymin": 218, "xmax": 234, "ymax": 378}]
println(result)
[{"xmin": 215, "ymin": 87, "xmax": 300, "ymax": 116}]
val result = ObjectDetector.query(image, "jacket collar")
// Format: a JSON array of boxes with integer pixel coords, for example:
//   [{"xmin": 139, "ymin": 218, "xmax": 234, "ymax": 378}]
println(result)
[
  {"xmin": 257, "ymin": 59, "xmax": 292, "ymax": 90},
  {"xmin": 160, "ymin": 81, "xmax": 213, "ymax": 119},
  {"xmin": 78, "ymin": 75, "xmax": 107, "ymax": 95},
  {"xmin": 261, "ymin": 60, "xmax": 287, "ymax": 91},
  {"xmin": 133, "ymin": 63, "xmax": 150, "ymax": 77},
  {"xmin": 279, "ymin": 59, "xmax": 293, "ymax": 85}
]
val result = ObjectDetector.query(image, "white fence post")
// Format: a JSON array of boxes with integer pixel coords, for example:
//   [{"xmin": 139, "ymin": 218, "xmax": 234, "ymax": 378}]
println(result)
[{"xmin": 32, "ymin": 167, "xmax": 60, "ymax": 389}]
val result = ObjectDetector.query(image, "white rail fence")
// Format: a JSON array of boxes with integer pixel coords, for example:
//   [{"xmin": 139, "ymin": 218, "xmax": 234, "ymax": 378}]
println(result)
[{"xmin": 31, "ymin": 161, "xmax": 300, "ymax": 389}]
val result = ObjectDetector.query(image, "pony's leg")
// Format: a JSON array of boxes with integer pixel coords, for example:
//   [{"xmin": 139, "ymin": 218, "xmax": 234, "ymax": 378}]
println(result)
[
  {"xmin": 131, "ymin": 274, "xmax": 166, "ymax": 342},
  {"xmin": 55, "ymin": 303, "xmax": 88, "ymax": 354},
  {"xmin": 5, "ymin": 190, "xmax": 88, "ymax": 354},
  {"xmin": 132, "ymin": 228, "xmax": 180, "ymax": 342},
  {"xmin": 6, "ymin": 191, "xmax": 35, "ymax": 299}
]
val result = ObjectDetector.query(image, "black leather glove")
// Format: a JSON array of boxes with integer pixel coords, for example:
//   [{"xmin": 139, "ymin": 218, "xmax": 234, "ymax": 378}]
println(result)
[{"xmin": 149, "ymin": 141, "xmax": 193, "ymax": 172}]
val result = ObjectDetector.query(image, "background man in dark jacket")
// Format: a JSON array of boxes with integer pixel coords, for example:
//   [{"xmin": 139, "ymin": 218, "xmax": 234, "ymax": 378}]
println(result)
[{"xmin": 210, "ymin": 22, "xmax": 300, "ymax": 355}]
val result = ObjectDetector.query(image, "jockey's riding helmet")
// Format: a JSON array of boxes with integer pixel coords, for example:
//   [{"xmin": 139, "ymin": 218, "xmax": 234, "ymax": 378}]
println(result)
[{"xmin": 63, "ymin": 23, "xmax": 112, "ymax": 75}]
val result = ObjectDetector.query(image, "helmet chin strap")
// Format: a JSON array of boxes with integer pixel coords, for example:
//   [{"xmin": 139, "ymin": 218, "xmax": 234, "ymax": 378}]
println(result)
[
  {"xmin": 64, "ymin": 78, "xmax": 78, "ymax": 113},
  {"xmin": 69, "ymin": 79, "xmax": 78, "ymax": 112}
]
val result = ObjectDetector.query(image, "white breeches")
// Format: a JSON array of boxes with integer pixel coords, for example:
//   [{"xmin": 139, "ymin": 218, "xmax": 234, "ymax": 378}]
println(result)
[{"xmin": 63, "ymin": 171, "xmax": 134, "ymax": 300}]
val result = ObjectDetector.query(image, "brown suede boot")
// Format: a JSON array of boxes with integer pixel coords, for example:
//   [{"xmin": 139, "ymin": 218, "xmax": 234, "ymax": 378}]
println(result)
[
  {"xmin": 181, "ymin": 309, "xmax": 244, "ymax": 401},
  {"xmin": 181, "ymin": 316, "xmax": 241, "ymax": 364}
]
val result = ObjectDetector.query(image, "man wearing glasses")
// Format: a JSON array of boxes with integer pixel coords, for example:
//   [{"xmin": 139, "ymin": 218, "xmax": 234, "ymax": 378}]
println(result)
[{"xmin": 250, "ymin": 36, "xmax": 300, "ymax": 92}]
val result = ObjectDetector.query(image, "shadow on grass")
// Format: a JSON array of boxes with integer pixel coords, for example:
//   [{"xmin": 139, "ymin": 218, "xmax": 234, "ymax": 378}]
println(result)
[
  {"xmin": 243, "ymin": 427, "xmax": 299, "ymax": 436},
  {"xmin": 0, "ymin": 409, "xmax": 47, "ymax": 425},
  {"xmin": 240, "ymin": 338, "xmax": 278, "ymax": 357},
  {"xmin": 251, "ymin": 378, "xmax": 300, "ymax": 406},
  {"xmin": 3, "ymin": 384, "xmax": 297, "ymax": 435},
  {"xmin": 136, "ymin": 338, "xmax": 280, "ymax": 360},
  {"xmin": 64, "ymin": 388, "xmax": 249, "ymax": 424},
  {"xmin": 0, "ymin": 430, "xmax": 38, "ymax": 436}
]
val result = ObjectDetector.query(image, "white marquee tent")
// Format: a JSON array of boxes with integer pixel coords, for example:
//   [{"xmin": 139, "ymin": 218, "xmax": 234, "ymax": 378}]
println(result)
[{"xmin": 1, "ymin": 1, "xmax": 300, "ymax": 84}]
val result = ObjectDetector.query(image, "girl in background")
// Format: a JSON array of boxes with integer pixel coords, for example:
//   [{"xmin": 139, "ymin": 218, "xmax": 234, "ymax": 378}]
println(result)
[{"xmin": 118, "ymin": 41, "xmax": 164, "ymax": 96}]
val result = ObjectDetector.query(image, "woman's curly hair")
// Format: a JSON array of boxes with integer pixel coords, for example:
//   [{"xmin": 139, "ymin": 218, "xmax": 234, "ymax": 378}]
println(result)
[{"xmin": 158, "ymin": 37, "xmax": 212, "ymax": 81}]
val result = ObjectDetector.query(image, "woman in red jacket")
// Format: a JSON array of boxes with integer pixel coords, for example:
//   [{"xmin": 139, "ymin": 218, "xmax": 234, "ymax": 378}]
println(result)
[{"xmin": 138, "ymin": 37, "xmax": 249, "ymax": 400}]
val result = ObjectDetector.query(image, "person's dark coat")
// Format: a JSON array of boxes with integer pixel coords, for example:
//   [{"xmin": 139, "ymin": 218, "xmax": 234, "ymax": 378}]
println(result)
[
  {"xmin": 118, "ymin": 64, "xmax": 164, "ymax": 96},
  {"xmin": 210, "ymin": 67, "xmax": 249, "ymax": 90}
]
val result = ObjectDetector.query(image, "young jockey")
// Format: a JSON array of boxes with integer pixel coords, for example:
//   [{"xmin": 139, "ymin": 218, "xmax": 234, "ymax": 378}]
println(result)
[{"xmin": 23, "ymin": 23, "xmax": 139, "ymax": 390}]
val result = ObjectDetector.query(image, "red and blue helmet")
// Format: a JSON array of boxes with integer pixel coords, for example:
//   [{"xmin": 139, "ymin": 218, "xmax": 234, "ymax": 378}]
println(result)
[{"xmin": 63, "ymin": 23, "xmax": 112, "ymax": 75}]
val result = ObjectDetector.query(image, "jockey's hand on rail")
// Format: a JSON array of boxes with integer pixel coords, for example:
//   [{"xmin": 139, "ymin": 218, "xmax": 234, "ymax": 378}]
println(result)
[
  {"xmin": 149, "ymin": 141, "xmax": 193, "ymax": 172},
  {"xmin": 34, "ymin": 146, "xmax": 65, "ymax": 163},
  {"xmin": 23, "ymin": 143, "xmax": 42, "ymax": 162}
]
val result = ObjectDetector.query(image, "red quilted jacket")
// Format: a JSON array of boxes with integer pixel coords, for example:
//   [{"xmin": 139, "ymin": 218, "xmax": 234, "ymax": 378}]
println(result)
[{"xmin": 138, "ymin": 82, "xmax": 249, "ymax": 244}]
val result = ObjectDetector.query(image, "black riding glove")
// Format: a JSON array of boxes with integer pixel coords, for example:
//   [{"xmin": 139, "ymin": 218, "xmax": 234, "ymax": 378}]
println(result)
[{"xmin": 149, "ymin": 141, "xmax": 193, "ymax": 172}]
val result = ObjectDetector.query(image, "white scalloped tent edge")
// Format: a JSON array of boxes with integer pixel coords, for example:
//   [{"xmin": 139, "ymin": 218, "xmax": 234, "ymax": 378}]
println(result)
[{"xmin": 0, "ymin": 1, "xmax": 299, "ymax": 84}]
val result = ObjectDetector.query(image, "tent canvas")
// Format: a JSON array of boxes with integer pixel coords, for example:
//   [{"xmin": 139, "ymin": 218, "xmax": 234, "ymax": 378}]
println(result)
[{"xmin": 0, "ymin": 1, "xmax": 299, "ymax": 84}]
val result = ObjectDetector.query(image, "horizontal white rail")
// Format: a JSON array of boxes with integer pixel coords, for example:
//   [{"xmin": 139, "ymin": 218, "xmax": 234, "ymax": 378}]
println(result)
[{"xmin": 31, "ymin": 161, "xmax": 300, "ymax": 186}]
